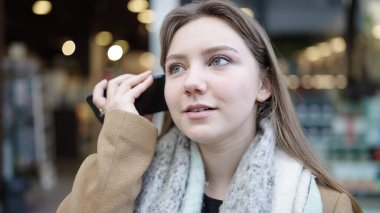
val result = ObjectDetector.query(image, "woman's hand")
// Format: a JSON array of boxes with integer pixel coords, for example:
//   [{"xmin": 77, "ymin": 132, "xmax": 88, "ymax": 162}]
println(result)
[{"xmin": 92, "ymin": 71, "xmax": 154, "ymax": 115}]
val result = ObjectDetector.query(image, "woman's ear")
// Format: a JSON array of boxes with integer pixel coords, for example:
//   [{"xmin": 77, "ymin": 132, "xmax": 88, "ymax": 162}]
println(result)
[{"xmin": 256, "ymin": 75, "xmax": 272, "ymax": 102}]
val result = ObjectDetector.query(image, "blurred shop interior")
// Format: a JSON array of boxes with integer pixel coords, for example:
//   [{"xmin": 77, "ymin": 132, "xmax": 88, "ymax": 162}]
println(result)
[{"xmin": 1, "ymin": 0, "xmax": 380, "ymax": 212}]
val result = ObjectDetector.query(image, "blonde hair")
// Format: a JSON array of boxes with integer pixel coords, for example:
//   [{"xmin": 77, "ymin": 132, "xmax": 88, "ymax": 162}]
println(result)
[{"xmin": 159, "ymin": 0, "xmax": 362, "ymax": 212}]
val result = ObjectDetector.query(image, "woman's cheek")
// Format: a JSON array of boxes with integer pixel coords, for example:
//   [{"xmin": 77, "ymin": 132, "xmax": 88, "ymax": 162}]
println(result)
[{"xmin": 164, "ymin": 83, "xmax": 178, "ymax": 111}]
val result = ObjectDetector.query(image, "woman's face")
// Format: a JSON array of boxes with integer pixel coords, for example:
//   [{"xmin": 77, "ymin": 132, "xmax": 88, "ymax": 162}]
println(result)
[{"xmin": 164, "ymin": 16, "xmax": 271, "ymax": 144}]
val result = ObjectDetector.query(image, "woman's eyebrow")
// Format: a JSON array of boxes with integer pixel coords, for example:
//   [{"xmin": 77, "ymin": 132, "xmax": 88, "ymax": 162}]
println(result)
[
  {"xmin": 201, "ymin": 45, "xmax": 239, "ymax": 55},
  {"xmin": 166, "ymin": 45, "xmax": 239, "ymax": 63},
  {"xmin": 166, "ymin": 54, "xmax": 186, "ymax": 63}
]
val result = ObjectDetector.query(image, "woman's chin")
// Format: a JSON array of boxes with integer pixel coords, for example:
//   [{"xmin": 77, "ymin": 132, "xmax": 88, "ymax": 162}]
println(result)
[
  {"xmin": 182, "ymin": 129, "xmax": 216, "ymax": 144},
  {"xmin": 174, "ymin": 120, "xmax": 221, "ymax": 144}
]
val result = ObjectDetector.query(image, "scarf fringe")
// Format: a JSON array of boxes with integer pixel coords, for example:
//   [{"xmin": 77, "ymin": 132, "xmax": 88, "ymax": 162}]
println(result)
[{"xmin": 179, "ymin": 142, "xmax": 205, "ymax": 213}]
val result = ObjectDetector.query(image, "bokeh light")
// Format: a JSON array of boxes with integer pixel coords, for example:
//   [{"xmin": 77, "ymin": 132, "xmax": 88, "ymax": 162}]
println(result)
[
  {"xmin": 32, "ymin": 0, "xmax": 52, "ymax": 15},
  {"xmin": 107, "ymin": 45, "xmax": 123, "ymax": 61},
  {"xmin": 62, "ymin": 40, "xmax": 76, "ymax": 56},
  {"xmin": 95, "ymin": 31, "xmax": 113, "ymax": 46}
]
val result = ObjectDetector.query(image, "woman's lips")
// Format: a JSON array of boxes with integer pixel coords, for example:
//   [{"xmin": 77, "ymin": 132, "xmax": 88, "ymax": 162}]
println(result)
[{"xmin": 183, "ymin": 104, "xmax": 217, "ymax": 119}]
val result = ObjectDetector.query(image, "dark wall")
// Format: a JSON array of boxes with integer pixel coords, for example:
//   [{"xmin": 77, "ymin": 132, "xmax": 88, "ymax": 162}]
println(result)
[
  {"xmin": 0, "ymin": 0, "xmax": 4, "ymax": 203},
  {"xmin": 0, "ymin": 0, "xmax": 4, "ymax": 56}
]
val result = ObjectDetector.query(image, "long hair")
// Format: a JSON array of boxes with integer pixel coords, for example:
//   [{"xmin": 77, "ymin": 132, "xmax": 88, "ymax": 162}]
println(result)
[{"xmin": 159, "ymin": 0, "xmax": 361, "ymax": 212}]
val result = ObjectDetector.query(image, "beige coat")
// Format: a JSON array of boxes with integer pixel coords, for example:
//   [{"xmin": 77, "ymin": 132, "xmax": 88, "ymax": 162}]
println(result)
[{"xmin": 57, "ymin": 110, "xmax": 353, "ymax": 213}]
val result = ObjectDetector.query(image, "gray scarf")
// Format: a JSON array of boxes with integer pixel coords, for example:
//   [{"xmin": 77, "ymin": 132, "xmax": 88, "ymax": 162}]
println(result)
[{"xmin": 135, "ymin": 120, "xmax": 275, "ymax": 212}]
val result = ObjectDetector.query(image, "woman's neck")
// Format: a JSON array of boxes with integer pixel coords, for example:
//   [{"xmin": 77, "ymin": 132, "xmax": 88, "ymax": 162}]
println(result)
[{"xmin": 198, "ymin": 127, "xmax": 257, "ymax": 200}]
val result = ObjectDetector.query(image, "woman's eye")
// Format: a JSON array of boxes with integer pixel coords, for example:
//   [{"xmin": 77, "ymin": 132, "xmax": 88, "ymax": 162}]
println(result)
[
  {"xmin": 168, "ymin": 64, "xmax": 185, "ymax": 74},
  {"xmin": 210, "ymin": 57, "xmax": 230, "ymax": 66}
]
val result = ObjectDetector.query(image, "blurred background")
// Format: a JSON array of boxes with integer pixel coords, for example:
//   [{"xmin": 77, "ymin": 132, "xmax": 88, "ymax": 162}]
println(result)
[{"xmin": 0, "ymin": 0, "xmax": 380, "ymax": 212}]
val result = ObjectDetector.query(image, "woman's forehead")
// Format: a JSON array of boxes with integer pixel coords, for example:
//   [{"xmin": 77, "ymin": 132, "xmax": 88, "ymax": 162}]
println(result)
[{"xmin": 167, "ymin": 16, "xmax": 248, "ymax": 54}]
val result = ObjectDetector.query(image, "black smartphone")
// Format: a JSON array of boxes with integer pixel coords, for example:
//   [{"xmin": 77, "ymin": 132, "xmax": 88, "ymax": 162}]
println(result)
[{"xmin": 86, "ymin": 74, "xmax": 168, "ymax": 123}]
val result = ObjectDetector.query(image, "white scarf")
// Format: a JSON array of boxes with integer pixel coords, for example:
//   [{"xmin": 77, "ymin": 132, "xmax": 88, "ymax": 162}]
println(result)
[{"xmin": 134, "ymin": 120, "xmax": 322, "ymax": 213}]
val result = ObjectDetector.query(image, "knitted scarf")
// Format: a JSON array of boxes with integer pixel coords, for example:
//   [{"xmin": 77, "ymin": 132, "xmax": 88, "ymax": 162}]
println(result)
[{"xmin": 134, "ymin": 120, "xmax": 322, "ymax": 213}]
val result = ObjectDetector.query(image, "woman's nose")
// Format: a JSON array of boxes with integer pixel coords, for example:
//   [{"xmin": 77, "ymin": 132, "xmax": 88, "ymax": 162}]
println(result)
[{"xmin": 183, "ymin": 68, "xmax": 207, "ymax": 96}]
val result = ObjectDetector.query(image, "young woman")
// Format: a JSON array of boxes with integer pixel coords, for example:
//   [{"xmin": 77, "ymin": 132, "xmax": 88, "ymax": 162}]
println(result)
[{"xmin": 58, "ymin": 0, "xmax": 362, "ymax": 212}]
